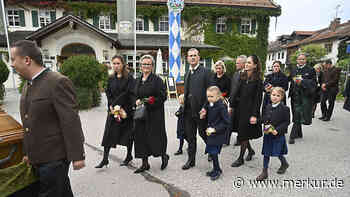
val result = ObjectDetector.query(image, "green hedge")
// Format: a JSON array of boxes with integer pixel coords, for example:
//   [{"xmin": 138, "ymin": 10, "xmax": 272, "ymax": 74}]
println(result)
[
  {"xmin": 60, "ymin": 55, "xmax": 107, "ymax": 110},
  {"xmin": 0, "ymin": 59, "xmax": 9, "ymax": 102}
]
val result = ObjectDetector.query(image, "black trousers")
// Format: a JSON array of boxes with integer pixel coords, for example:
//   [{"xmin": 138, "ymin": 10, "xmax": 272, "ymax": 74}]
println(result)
[
  {"xmin": 320, "ymin": 91, "xmax": 337, "ymax": 119},
  {"xmin": 184, "ymin": 109, "xmax": 207, "ymax": 160},
  {"xmin": 32, "ymin": 159, "xmax": 74, "ymax": 197}
]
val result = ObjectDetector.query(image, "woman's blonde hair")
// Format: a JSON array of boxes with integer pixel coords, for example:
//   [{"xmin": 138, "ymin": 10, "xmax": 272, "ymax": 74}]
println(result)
[
  {"xmin": 271, "ymin": 87, "xmax": 286, "ymax": 99},
  {"xmin": 214, "ymin": 60, "xmax": 226, "ymax": 73}
]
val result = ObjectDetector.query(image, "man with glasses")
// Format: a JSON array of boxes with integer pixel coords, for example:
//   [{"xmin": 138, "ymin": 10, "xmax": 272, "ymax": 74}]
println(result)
[
  {"xmin": 182, "ymin": 48, "xmax": 212, "ymax": 170},
  {"xmin": 288, "ymin": 53, "xmax": 316, "ymax": 144}
]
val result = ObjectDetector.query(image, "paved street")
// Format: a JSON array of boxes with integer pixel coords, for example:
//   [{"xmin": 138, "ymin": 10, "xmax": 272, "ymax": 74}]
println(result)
[{"xmin": 2, "ymin": 88, "xmax": 350, "ymax": 197}]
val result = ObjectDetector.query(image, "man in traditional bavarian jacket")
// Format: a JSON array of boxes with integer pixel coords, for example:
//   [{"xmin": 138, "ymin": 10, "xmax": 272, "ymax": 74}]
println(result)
[
  {"xmin": 319, "ymin": 60, "xmax": 341, "ymax": 121},
  {"xmin": 288, "ymin": 53, "xmax": 317, "ymax": 144}
]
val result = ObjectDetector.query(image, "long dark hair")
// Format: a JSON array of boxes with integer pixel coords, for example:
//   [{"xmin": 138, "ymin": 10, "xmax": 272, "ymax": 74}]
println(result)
[
  {"xmin": 240, "ymin": 54, "xmax": 262, "ymax": 81},
  {"xmin": 111, "ymin": 55, "xmax": 129, "ymax": 78}
]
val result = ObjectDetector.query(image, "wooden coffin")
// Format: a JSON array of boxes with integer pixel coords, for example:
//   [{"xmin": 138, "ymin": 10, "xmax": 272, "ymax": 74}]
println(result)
[{"xmin": 0, "ymin": 108, "xmax": 24, "ymax": 169}]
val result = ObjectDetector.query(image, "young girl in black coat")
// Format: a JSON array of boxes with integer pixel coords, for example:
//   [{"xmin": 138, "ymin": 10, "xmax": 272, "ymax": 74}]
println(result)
[
  {"xmin": 174, "ymin": 94, "xmax": 186, "ymax": 155},
  {"xmin": 257, "ymin": 87, "xmax": 290, "ymax": 181},
  {"xmin": 200, "ymin": 86, "xmax": 230, "ymax": 181}
]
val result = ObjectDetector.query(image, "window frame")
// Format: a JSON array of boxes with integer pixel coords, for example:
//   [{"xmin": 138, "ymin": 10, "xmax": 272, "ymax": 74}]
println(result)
[
  {"xmin": 7, "ymin": 9, "xmax": 21, "ymax": 27},
  {"xmin": 38, "ymin": 10, "xmax": 52, "ymax": 27},
  {"xmin": 99, "ymin": 15, "xmax": 111, "ymax": 30},
  {"xmin": 216, "ymin": 17, "xmax": 227, "ymax": 33},
  {"xmin": 240, "ymin": 18, "xmax": 252, "ymax": 35},
  {"xmin": 324, "ymin": 43, "xmax": 333, "ymax": 54},
  {"xmin": 136, "ymin": 15, "xmax": 144, "ymax": 32},
  {"xmin": 159, "ymin": 15, "xmax": 169, "ymax": 32}
]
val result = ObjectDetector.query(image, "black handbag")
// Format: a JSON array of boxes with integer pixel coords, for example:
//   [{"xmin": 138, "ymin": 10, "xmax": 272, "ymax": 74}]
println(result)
[{"xmin": 133, "ymin": 104, "xmax": 147, "ymax": 120}]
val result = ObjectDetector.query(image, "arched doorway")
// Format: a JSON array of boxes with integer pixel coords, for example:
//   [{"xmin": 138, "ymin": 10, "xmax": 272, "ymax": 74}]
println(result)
[{"xmin": 58, "ymin": 43, "xmax": 96, "ymax": 65}]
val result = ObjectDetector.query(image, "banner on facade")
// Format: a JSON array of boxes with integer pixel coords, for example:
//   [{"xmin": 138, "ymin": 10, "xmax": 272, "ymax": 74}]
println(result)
[
  {"xmin": 168, "ymin": 0, "xmax": 184, "ymax": 82},
  {"xmin": 346, "ymin": 44, "xmax": 350, "ymax": 54}
]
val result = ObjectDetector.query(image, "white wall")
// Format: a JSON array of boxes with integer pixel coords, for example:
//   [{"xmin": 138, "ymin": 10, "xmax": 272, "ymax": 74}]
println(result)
[{"xmin": 265, "ymin": 49, "xmax": 287, "ymax": 71}]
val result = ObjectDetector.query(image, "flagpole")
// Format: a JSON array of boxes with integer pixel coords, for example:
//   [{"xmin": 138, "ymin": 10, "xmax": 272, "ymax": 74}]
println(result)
[
  {"xmin": 133, "ymin": 0, "xmax": 136, "ymax": 78},
  {"xmin": 0, "ymin": 0, "xmax": 15, "ymax": 88}
]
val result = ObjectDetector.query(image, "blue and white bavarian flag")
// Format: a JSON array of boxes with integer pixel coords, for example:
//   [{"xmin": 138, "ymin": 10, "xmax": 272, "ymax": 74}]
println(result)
[{"xmin": 168, "ymin": 0, "xmax": 184, "ymax": 82}]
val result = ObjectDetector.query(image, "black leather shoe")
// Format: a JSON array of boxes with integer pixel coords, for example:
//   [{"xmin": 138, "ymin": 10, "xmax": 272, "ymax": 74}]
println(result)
[
  {"xmin": 206, "ymin": 169, "xmax": 215, "ymax": 177},
  {"xmin": 231, "ymin": 158, "xmax": 244, "ymax": 167},
  {"xmin": 134, "ymin": 164, "xmax": 150, "ymax": 173},
  {"xmin": 210, "ymin": 170, "xmax": 222, "ymax": 181},
  {"xmin": 161, "ymin": 154, "xmax": 169, "ymax": 170},
  {"xmin": 246, "ymin": 150, "xmax": 255, "ymax": 161},
  {"xmin": 318, "ymin": 116, "xmax": 326, "ymax": 120},
  {"xmin": 182, "ymin": 161, "xmax": 195, "ymax": 170},
  {"xmin": 120, "ymin": 156, "xmax": 133, "ymax": 166},
  {"xmin": 95, "ymin": 159, "xmax": 109, "ymax": 168},
  {"xmin": 234, "ymin": 141, "xmax": 240, "ymax": 146},
  {"xmin": 277, "ymin": 163, "xmax": 289, "ymax": 174},
  {"xmin": 174, "ymin": 150, "xmax": 183, "ymax": 155},
  {"xmin": 289, "ymin": 138, "xmax": 295, "ymax": 144},
  {"xmin": 322, "ymin": 118, "xmax": 330, "ymax": 121}
]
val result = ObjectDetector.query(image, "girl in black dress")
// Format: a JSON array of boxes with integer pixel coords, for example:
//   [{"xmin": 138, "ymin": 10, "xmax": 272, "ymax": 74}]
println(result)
[
  {"xmin": 133, "ymin": 55, "xmax": 169, "ymax": 173},
  {"xmin": 231, "ymin": 55, "xmax": 263, "ymax": 167},
  {"xmin": 257, "ymin": 87, "xmax": 290, "ymax": 181},
  {"xmin": 96, "ymin": 55, "xmax": 136, "ymax": 168}
]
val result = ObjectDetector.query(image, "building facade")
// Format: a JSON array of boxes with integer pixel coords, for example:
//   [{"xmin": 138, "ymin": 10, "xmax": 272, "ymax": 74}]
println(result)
[{"xmin": 1, "ymin": 0, "xmax": 280, "ymax": 89}]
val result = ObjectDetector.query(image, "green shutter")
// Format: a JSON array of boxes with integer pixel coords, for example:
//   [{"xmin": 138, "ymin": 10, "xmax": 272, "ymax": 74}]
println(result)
[
  {"xmin": 144, "ymin": 16, "xmax": 149, "ymax": 31},
  {"xmin": 93, "ymin": 15, "xmax": 99, "ymax": 27},
  {"xmin": 111, "ymin": 15, "xmax": 116, "ymax": 30},
  {"xmin": 185, "ymin": 61, "xmax": 189, "ymax": 73},
  {"xmin": 32, "ymin": 10, "xmax": 38, "ymax": 27},
  {"xmin": 153, "ymin": 17, "xmax": 159, "ymax": 31},
  {"xmin": 233, "ymin": 17, "xmax": 240, "ymax": 34},
  {"xmin": 251, "ymin": 19, "xmax": 257, "ymax": 34},
  {"xmin": 205, "ymin": 58, "xmax": 212, "ymax": 69},
  {"xmin": 50, "ymin": 11, "xmax": 56, "ymax": 22},
  {"xmin": 227, "ymin": 18, "xmax": 232, "ymax": 32},
  {"xmin": 214, "ymin": 18, "xmax": 217, "ymax": 32},
  {"xmin": 19, "ymin": 10, "xmax": 25, "ymax": 27}
]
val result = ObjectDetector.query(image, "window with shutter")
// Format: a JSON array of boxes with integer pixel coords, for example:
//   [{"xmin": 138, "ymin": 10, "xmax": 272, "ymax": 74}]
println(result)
[
  {"xmin": 32, "ymin": 10, "xmax": 39, "ymax": 27},
  {"xmin": 216, "ymin": 17, "xmax": 226, "ymax": 33},
  {"xmin": 159, "ymin": 16, "xmax": 168, "ymax": 32},
  {"xmin": 99, "ymin": 15, "xmax": 111, "ymax": 30},
  {"xmin": 38, "ymin": 10, "xmax": 51, "ymax": 27},
  {"xmin": 136, "ymin": 15, "xmax": 144, "ymax": 32},
  {"xmin": 240, "ymin": 18, "xmax": 251, "ymax": 34},
  {"xmin": 7, "ymin": 9, "xmax": 20, "ymax": 27}
]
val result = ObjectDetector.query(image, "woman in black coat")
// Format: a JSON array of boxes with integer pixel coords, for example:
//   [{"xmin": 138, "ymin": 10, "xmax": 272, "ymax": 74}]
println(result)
[
  {"xmin": 262, "ymin": 60, "xmax": 289, "ymax": 114},
  {"xmin": 343, "ymin": 76, "xmax": 350, "ymax": 112},
  {"xmin": 231, "ymin": 55, "xmax": 263, "ymax": 168},
  {"xmin": 133, "ymin": 55, "xmax": 169, "ymax": 173},
  {"xmin": 211, "ymin": 60, "xmax": 231, "ymax": 145},
  {"xmin": 96, "ymin": 55, "xmax": 136, "ymax": 168},
  {"xmin": 312, "ymin": 64, "xmax": 323, "ymax": 117}
]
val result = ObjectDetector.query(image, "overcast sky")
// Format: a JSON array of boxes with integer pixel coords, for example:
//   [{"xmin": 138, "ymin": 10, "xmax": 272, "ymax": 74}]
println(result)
[{"xmin": 268, "ymin": 0, "xmax": 350, "ymax": 41}]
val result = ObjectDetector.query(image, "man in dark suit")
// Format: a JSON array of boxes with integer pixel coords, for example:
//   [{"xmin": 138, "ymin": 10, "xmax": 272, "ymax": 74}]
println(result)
[
  {"xmin": 182, "ymin": 48, "xmax": 212, "ymax": 170},
  {"xmin": 320, "ymin": 60, "xmax": 341, "ymax": 121},
  {"xmin": 10, "ymin": 40, "xmax": 85, "ymax": 197},
  {"xmin": 229, "ymin": 55, "xmax": 246, "ymax": 146},
  {"xmin": 288, "ymin": 53, "xmax": 316, "ymax": 144}
]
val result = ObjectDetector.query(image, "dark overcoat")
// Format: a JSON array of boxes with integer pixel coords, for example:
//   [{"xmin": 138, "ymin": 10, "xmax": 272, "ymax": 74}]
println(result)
[
  {"xmin": 343, "ymin": 78, "xmax": 350, "ymax": 112},
  {"xmin": 133, "ymin": 73, "xmax": 167, "ymax": 158},
  {"xmin": 205, "ymin": 100, "xmax": 231, "ymax": 146},
  {"xmin": 262, "ymin": 71, "xmax": 289, "ymax": 112},
  {"xmin": 262, "ymin": 103, "xmax": 290, "ymax": 136},
  {"xmin": 229, "ymin": 71, "xmax": 241, "ymax": 132},
  {"xmin": 20, "ymin": 70, "xmax": 85, "ymax": 164},
  {"xmin": 288, "ymin": 65, "xmax": 316, "ymax": 125},
  {"xmin": 101, "ymin": 74, "xmax": 135, "ymax": 147},
  {"xmin": 236, "ymin": 78, "xmax": 263, "ymax": 141},
  {"xmin": 211, "ymin": 74, "xmax": 231, "ymax": 97}
]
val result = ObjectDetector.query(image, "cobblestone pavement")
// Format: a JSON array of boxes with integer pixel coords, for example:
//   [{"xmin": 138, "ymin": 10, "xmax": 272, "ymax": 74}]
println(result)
[{"xmin": 2, "ymin": 89, "xmax": 350, "ymax": 197}]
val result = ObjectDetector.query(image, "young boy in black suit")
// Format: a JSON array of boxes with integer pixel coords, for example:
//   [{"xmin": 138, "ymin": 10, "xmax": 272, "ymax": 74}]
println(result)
[
  {"xmin": 174, "ymin": 94, "xmax": 186, "ymax": 155},
  {"xmin": 200, "ymin": 86, "xmax": 230, "ymax": 181}
]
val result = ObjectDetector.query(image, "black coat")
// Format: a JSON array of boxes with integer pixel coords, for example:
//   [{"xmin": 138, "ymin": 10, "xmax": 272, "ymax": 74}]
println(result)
[
  {"xmin": 343, "ymin": 78, "xmax": 350, "ymax": 112},
  {"xmin": 288, "ymin": 65, "xmax": 316, "ymax": 125},
  {"xmin": 211, "ymin": 74, "xmax": 231, "ymax": 97},
  {"xmin": 184, "ymin": 66, "xmax": 212, "ymax": 117},
  {"xmin": 102, "ymin": 74, "xmax": 135, "ymax": 147},
  {"xmin": 205, "ymin": 100, "xmax": 231, "ymax": 146},
  {"xmin": 314, "ymin": 71, "xmax": 323, "ymax": 103},
  {"xmin": 262, "ymin": 103, "xmax": 290, "ymax": 136},
  {"xmin": 229, "ymin": 71, "xmax": 241, "ymax": 132},
  {"xmin": 263, "ymin": 71, "xmax": 289, "ymax": 112},
  {"xmin": 133, "ymin": 73, "xmax": 167, "ymax": 158},
  {"xmin": 321, "ymin": 67, "xmax": 341, "ymax": 94},
  {"xmin": 236, "ymin": 78, "xmax": 263, "ymax": 141}
]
